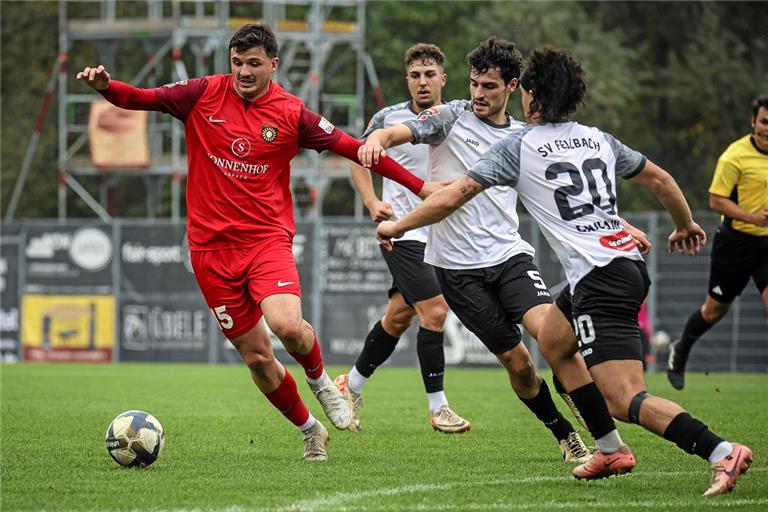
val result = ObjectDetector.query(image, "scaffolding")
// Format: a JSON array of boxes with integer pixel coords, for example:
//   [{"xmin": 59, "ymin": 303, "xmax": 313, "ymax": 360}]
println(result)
[{"xmin": 56, "ymin": 0, "xmax": 368, "ymax": 221}]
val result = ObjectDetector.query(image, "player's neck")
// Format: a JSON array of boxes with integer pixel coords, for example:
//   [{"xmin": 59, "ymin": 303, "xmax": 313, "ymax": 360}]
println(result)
[{"xmin": 411, "ymin": 98, "xmax": 442, "ymax": 114}]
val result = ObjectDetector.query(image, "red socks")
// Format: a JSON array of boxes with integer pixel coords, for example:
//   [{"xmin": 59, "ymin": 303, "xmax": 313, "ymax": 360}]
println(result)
[
  {"xmin": 289, "ymin": 338, "xmax": 324, "ymax": 380},
  {"xmin": 263, "ymin": 371, "xmax": 310, "ymax": 427}
]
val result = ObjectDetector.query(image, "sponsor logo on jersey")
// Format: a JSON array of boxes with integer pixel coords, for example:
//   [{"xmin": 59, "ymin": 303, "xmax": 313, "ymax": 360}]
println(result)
[
  {"xmin": 464, "ymin": 137, "xmax": 480, "ymax": 147},
  {"xmin": 318, "ymin": 116, "xmax": 335, "ymax": 134},
  {"xmin": 231, "ymin": 137, "xmax": 252, "ymax": 158},
  {"xmin": 417, "ymin": 107, "xmax": 439, "ymax": 121},
  {"xmin": 208, "ymin": 153, "xmax": 269, "ymax": 178},
  {"xmin": 162, "ymin": 80, "xmax": 188, "ymax": 88},
  {"xmin": 598, "ymin": 230, "xmax": 637, "ymax": 252},
  {"xmin": 261, "ymin": 126, "xmax": 278, "ymax": 143}
]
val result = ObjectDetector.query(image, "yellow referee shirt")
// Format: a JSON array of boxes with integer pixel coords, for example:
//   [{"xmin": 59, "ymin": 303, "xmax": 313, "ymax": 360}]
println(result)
[{"xmin": 709, "ymin": 134, "xmax": 768, "ymax": 236}]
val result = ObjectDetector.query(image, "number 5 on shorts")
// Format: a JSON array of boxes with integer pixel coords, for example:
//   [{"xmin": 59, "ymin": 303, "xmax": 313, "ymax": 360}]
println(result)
[{"xmin": 212, "ymin": 305, "xmax": 234, "ymax": 330}]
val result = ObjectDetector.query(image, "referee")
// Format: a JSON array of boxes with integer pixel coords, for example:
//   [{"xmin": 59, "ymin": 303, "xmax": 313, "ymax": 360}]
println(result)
[{"xmin": 668, "ymin": 94, "xmax": 768, "ymax": 390}]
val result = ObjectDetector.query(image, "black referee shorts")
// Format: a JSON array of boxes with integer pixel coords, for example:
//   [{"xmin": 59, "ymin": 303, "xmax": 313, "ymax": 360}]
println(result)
[
  {"xmin": 707, "ymin": 225, "xmax": 768, "ymax": 304},
  {"xmin": 380, "ymin": 240, "xmax": 443, "ymax": 306},
  {"xmin": 435, "ymin": 253, "xmax": 552, "ymax": 355},
  {"xmin": 555, "ymin": 257, "xmax": 650, "ymax": 368}
]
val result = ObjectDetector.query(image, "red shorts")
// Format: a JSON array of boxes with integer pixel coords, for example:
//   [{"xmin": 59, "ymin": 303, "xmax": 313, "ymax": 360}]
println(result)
[{"xmin": 191, "ymin": 236, "xmax": 302, "ymax": 339}]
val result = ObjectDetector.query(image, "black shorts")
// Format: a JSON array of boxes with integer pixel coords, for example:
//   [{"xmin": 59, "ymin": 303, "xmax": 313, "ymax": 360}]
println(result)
[
  {"xmin": 380, "ymin": 241, "xmax": 442, "ymax": 306},
  {"xmin": 708, "ymin": 225, "xmax": 768, "ymax": 303},
  {"xmin": 555, "ymin": 257, "xmax": 650, "ymax": 368},
  {"xmin": 435, "ymin": 254, "xmax": 552, "ymax": 355}
]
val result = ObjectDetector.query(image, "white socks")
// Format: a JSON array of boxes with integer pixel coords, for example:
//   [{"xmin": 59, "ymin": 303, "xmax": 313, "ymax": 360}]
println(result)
[
  {"xmin": 595, "ymin": 429, "xmax": 624, "ymax": 454},
  {"xmin": 428, "ymin": 391, "xmax": 448, "ymax": 413},
  {"xmin": 709, "ymin": 441, "xmax": 734, "ymax": 464},
  {"xmin": 348, "ymin": 366, "xmax": 367, "ymax": 394},
  {"xmin": 299, "ymin": 415, "xmax": 317, "ymax": 433}
]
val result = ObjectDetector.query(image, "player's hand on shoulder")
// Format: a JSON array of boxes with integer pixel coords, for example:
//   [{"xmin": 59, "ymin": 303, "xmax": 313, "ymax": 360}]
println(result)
[
  {"xmin": 76, "ymin": 65, "xmax": 111, "ymax": 90},
  {"xmin": 668, "ymin": 220, "xmax": 707, "ymax": 256},
  {"xmin": 358, "ymin": 141, "xmax": 386, "ymax": 167},
  {"xmin": 418, "ymin": 180, "xmax": 453, "ymax": 199},
  {"xmin": 368, "ymin": 200, "xmax": 394, "ymax": 222},
  {"xmin": 376, "ymin": 221, "xmax": 403, "ymax": 252}
]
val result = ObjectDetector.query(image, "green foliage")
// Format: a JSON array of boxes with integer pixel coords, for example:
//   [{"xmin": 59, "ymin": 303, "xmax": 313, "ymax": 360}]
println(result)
[
  {"xmin": 2, "ymin": 363, "xmax": 767, "ymax": 510},
  {"xmin": 2, "ymin": 1, "xmax": 765, "ymax": 218}
]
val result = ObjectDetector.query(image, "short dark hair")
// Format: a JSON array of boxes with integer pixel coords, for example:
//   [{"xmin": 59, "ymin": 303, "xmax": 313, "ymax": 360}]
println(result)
[
  {"xmin": 519, "ymin": 46, "xmax": 586, "ymax": 123},
  {"xmin": 404, "ymin": 43, "xmax": 445, "ymax": 69},
  {"xmin": 753, "ymin": 95, "xmax": 768, "ymax": 117},
  {"xmin": 229, "ymin": 23, "xmax": 278, "ymax": 58},
  {"xmin": 465, "ymin": 37, "xmax": 522, "ymax": 85}
]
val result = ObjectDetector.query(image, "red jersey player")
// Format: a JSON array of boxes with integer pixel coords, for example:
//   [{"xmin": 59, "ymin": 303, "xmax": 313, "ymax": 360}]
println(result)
[{"xmin": 77, "ymin": 23, "xmax": 432, "ymax": 461}]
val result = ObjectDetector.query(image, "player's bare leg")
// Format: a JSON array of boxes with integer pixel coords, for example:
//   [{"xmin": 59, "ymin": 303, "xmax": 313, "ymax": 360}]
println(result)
[
  {"xmin": 230, "ymin": 321, "xmax": 329, "ymax": 460},
  {"xmin": 262, "ymin": 294, "xmax": 352, "ymax": 430},
  {"xmin": 591, "ymin": 360, "xmax": 753, "ymax": 495},
  {"xmin": 413, "ymin": 295, "xmax": 470, "ymax": 433}
]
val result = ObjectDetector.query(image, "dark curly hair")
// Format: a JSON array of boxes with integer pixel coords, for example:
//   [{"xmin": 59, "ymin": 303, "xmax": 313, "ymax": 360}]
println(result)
[
  {"xmin": 465, "ymin": 37, "xmax": 522, "ymax": 85},
  {"xmin": 519, "ymin": 46, "xmax": 586, "ymax": 123},
  {"xmin": 229, "ymin": 23, "xmax": 278, "ymax": 58},
  {"xmin": 404, "ymin": 43, "xmax": 445, "ymax": 69},
  {"xmin": 753, "ymin": 95, "xmax": 768, "ymax": 118}
]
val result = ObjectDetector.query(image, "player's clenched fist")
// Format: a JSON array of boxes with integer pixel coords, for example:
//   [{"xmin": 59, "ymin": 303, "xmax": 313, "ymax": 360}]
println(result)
[
  {"xmin": 76, "ymin": 65, "xmax": 111, "ymax": 90},
  {"xmin": 375, "ymin": 220, "xmax": 404, "ymax": 252}
]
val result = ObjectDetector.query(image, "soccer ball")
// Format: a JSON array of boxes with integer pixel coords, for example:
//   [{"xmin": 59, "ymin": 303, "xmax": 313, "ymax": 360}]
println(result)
[
  {"xmin": 105, "ymin": 410, "xmax": 164, "ymax": 467},
  {"xmin": 650, "ymin": 330, "xmax": 671, "ymax": 351}
]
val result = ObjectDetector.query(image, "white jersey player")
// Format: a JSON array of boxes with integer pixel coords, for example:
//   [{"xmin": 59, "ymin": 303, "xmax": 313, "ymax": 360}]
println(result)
[
  {"xmin": 363, "ymin": 37, "xmax": 590, "ymax": 464},
  {"xmin": 377, "ymin": 46, "xmax": 753, "ymax": 495}
]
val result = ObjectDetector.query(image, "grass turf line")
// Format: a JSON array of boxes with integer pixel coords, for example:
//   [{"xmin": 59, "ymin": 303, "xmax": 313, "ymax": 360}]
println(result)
[{"xmin": 1, "ymin": 364, "xmax": 766, "ymax": 511}]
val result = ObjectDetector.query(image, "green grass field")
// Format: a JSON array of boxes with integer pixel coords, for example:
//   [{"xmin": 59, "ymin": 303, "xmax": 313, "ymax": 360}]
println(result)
[{"xmin": 1, "ymin": 363, "xmax": 766, "ymax": 511}]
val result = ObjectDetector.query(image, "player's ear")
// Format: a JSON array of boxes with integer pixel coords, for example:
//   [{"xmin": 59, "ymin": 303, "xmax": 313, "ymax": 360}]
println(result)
[{"xmin": 271, "ymin": 57, "xmax": 279, "ymax": 73}]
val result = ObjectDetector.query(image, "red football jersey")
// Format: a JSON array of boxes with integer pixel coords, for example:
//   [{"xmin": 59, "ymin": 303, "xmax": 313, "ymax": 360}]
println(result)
[{"xmin": 153, "ymin": 75, "xmax": 340, "ymax": 249}]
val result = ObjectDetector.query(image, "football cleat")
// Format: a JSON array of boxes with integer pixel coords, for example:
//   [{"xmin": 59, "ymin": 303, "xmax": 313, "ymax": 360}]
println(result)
[
  {"xmin": 703, "ymin": 443, "xmax": 753, "ymax": 497},
  {"xmin": 572, "ymin": 444, "xmax": 636, "ymax": 479},
  {"xmin": 308, "ymin": 373, "xmax": 353, "ymax": 431},
  {"xmin": 429, "ymin": 404, "xmax": 471, "ymax": 434},
  {"xmin": 302, "ymin": 421, "xmax": 329, "ymax": 461},
  {"xmin": 334, "ymin": 373, "xmax": 362, "ymax": 432},
  {"xmin": 560, "ymin": 431, "xmax": 591, "ymax": 464},
  {"xmin": 558, "ymin": 392, "xmax": 589, "ymax": 431},
  {"xmin": 666, "ymin": 340, "xmax": 687, "ymax": 390}
]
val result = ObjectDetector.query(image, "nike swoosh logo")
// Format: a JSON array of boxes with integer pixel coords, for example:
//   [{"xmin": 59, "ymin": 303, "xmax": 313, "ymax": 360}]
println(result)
[
  {"xmin": 724, "ymin": 452, "xmax": 744, "ymax": 478},
  {"xmin": 208, "ymin": 115, "xmax": 226, "ymax": 123},
  {"xmin": 277, "ymin": 280, "xmax": 295, "ymax": 287}
]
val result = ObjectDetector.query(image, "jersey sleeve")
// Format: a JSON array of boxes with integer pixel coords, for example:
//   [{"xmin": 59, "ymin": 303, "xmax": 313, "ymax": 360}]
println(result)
[
  {"xmin": 603, "ymin": 132, "xmax": 647, "ymax": 179},
  {"xmin": 402, "ymin": 100, "xmax": 468, "ymax": 145},
  {"xmin": 100, "ymin": 78, "xmax": 206, "ymax": 121},
  {"xmin": 154, "ymin": 78, "xmax": 208, "ymax": 120},
  {"xmin": 360, "ymin": 108, "xmax": 388, "ymax": 140},
  {"xmin": 298, "ymin": 107, "xmax": 343, "ymax": 151},
  {"xmin": 709, "ymin": 151, "xmax": 741, "ymax": 197},
  {"xmin": 468, "ymin": 130, "xmax": 526, "ymax": 188}
]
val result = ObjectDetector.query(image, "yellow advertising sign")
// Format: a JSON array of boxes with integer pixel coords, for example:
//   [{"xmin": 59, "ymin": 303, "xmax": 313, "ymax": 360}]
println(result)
[{"xmin": 22, "ymin": 295, "xmax": 114, "ymax": 362}]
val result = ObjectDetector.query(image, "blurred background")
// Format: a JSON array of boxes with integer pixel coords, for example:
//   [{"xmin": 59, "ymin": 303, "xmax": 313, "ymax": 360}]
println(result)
[{"xmin": 1, "ymin": 1, "xmax": 766, "ymax": 370}]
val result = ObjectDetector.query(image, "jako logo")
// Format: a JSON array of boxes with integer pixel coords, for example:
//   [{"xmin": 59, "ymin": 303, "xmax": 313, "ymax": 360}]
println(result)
[{"xmin": 231, "ymin": 137, "xmax": 252, "ymax": 158}]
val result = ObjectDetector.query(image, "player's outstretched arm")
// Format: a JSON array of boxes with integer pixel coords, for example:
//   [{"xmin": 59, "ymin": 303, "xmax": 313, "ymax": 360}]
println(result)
[
  {"xmin": 349, "ymin": 162, "xmax": 393, "ymax": 222},
  {"xmin": 359, "ymin": 124, "xmax": 415, "ymax": 167},
  {"xmin": 376, "ymin": 176, "xmax": 484, "ymax": 250},
  {"xmin": 629, "ymin": 160, "xmax": 706, "ymax": 255},
  {"xmin": 76, "ymin": 64, "xmax": 161, "ymax": 111}
]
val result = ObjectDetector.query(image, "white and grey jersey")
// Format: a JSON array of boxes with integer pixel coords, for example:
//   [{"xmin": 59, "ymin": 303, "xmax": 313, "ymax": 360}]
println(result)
[
  {"xmin": 403, "ymin": 99, "xmax": 535, "ymax": 270},
  {"xmin": 468, "ymin": 121, "xmax": 647, "ymax": 290},
  {"xmin": 362, "ymin": 101, "xmax": 429, "ymax": 243}
]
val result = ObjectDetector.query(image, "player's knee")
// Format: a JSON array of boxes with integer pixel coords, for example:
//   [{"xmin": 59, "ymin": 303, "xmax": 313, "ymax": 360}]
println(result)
[
  {"xmin": 701, "ymin": 301, "xmax": 729, "ymax": 323},
  {"xmin": 242, "ymin": 350, "xmax": 274, "ymax": 374},
  {"xmin": 270, "ymin": 319, "xmax": 304, "ymax": 342},
  {"xmin": 499, "ymin": 350, "xmax": 535, "ymax": 379},
  {"xmin": 382, "ymin": 314, "xmax": 411, "ymax": 336}
]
